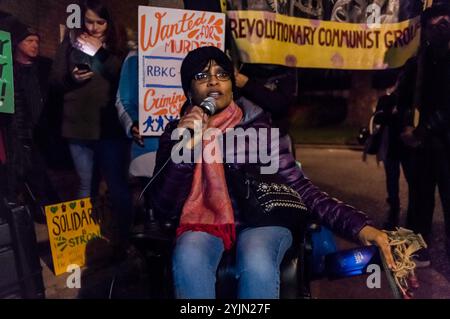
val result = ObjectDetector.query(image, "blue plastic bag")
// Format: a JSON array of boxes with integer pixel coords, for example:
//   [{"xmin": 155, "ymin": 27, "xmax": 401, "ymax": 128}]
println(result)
[{"xmin": 311, "ymin": 226, "xmax": 337, "ymax": 276}]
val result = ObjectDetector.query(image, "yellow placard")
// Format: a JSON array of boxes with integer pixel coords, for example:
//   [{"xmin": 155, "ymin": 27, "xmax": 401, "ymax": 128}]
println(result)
[
  {"xmin": 45, "ymin": 198, "xmax": 102, "ymax": 276},
  {"xmin": 227, "ymin": 10, "xmax": 421, "ymax": 70}
]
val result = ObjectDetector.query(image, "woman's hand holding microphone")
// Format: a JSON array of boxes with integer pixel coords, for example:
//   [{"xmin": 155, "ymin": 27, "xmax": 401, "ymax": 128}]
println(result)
[{"xmin": 177, "ymin": 106, "xmax": 209, "ymax": 149}]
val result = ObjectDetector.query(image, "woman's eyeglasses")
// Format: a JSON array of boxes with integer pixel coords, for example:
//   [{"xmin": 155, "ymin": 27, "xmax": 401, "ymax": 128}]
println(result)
[{"xmin": 193, "ymin": 71, "xmax": 231, "ymax": 83}]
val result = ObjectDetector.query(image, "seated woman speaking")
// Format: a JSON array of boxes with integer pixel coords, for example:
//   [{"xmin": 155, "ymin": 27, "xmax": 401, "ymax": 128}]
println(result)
[{"xmin": 150, "ymin": 46, "xmax": 395, "ymax": 299}]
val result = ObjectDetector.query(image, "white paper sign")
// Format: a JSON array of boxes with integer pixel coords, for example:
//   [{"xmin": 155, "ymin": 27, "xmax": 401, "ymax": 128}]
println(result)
[{"xmin": 138, "ymin": 6, "xmax": 226, "ymax": 136}]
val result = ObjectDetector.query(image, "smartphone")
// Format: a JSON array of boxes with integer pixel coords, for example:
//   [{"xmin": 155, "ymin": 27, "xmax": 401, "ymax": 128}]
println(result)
[{"xmin": 76, "ymin": 63, "xmax": 91, "ymax": 71}]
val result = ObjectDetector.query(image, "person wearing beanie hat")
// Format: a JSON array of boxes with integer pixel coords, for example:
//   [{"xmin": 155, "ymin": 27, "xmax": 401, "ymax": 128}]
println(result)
[
  {"xmin": 12, "ymin": 23, "xmax": 44, "ymax": 125},
  {"xmin": 400, "ymin": 0, "xmax": 450, "ymax": 267},
  {"xmin": 11, "ymin": 21, "xmax": 39, "ymax": 50},
  {"xmin": 0, "ymin": 20, "xmax": 58, "ymax": 223},
  {"xmin": 13, "ymin": 24, "xmax": 40, "ymax": 64},
  {"xmin": 180, "ymin": 46, "xmax": 236, "ymax": 113},
  {"xmin": 150, "ymin": 46, "xmax": 395, "ymax": 299}
]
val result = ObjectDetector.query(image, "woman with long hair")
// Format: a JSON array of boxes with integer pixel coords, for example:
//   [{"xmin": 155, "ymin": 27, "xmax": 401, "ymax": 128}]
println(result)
[{"xmin": 50, "ymin": 0, "xmax": 132, "ymax": 258}]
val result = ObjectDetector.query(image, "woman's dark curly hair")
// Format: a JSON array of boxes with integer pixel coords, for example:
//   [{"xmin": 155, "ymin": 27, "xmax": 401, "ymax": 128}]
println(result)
[
  {"xmin": 179, "ymin": 46, "xmax": 237, "ymax": 116},
  {"xmin": 180, "ymin": 46, "xmax": 236, "ymax": 97}
]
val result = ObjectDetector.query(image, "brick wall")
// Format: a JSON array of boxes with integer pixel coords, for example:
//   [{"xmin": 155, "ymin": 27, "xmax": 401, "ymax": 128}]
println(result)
[
  {"xmin": 0, "ymin": 0, "xmax": 39, "ymax": 26},
  {"xmin": 0, "ymin": 0, "xmax": 183, "ymax": 58},
  {"xmin": 36, "ymin": 0, "xmax": 72, "ymax": 58}
]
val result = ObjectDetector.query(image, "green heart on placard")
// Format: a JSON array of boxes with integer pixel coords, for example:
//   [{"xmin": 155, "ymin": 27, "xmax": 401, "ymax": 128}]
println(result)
[
  {"xmin": 69, "ymin": 202, "xmax": 76, "ymax": 210},
  {"xmin": 50, "ymin": 206, "xmax": 58, "ymax": 214}
]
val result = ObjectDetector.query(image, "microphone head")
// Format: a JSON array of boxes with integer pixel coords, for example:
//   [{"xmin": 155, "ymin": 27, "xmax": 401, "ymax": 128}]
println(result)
[{"xmin": 200, "ymin": 96, "xmax": 216, "ymax": 115}]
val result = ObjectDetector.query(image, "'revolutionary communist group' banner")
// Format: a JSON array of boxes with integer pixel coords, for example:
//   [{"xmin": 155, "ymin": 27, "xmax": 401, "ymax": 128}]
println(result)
[{"xmin": 227, "ymin": 10, "xmax": 421, "ymax": 70}]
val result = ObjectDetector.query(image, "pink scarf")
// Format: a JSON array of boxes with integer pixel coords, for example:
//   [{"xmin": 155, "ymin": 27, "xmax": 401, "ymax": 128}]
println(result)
[{"xmin": 176, "ymin": 101, "xmax": 243, "ymax": 250}]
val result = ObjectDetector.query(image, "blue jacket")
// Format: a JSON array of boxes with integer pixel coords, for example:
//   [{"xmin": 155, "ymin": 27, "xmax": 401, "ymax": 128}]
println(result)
[{"xmin": 116, "ymin": 51, "xmax": 159, "ymax": 177}]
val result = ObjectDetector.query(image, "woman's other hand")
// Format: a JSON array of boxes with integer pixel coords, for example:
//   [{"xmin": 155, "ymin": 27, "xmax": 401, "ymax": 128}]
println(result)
[
  {"xmin": 177, "ymin": 106, "xmax": 208, "ymax": 131},
  {"xmin": 358, "ymin": 225, "xmax": 396, "ymax": 270},
  {"xmin": 71, "ymin": 66, "xmax": 94, "ymax": 83},
  {"xmin": 131, "ymin": 123, "xmax": 144, "ymax": 147}
]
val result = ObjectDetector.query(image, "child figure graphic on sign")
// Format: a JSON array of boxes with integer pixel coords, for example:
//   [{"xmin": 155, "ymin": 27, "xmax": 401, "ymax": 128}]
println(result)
[{"xmin": 142, "ymin": 115, "xmax": 155, "ymax": 133}]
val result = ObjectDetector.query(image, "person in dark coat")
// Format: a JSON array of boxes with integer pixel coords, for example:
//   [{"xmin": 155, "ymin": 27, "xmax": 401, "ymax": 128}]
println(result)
[
  {"xmin": 0, "ymin": 23, "xmax": 59, "ymax": 222},
  {"xmin": 401, "ymin": 2, "xmax": 450, "ymax": 267},
  {"xmin": 370, "ymin": 70, "xmax": 413, "ymax": 230}
]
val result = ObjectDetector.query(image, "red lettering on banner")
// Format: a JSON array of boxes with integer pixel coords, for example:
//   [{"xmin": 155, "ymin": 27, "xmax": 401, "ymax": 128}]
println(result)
[
  {"xmin": 384, "ymin": 23, "xmax": 420, "ymax": 49},
  {"xmin": 140, "ymin": 11, "xmax": 209, "ymax": 51},
  {"xmin": 144, "ymin": 89, "xmax": 186, "ymax": 115},
  {"xmin": 164, "ymin": 39, "xmax": 222, "ymax": 54}
]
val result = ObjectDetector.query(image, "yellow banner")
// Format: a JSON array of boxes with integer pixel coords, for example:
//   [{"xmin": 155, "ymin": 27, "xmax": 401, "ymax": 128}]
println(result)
[
  {"xmin": 45, "ymin": 198, "xmax": 102, "ymax": 276},
  {"xmin": 424, "ymin": 0, "xmax": 434, "ymax": 10},
  {"xmin": 228, "ymin": 10, "xmax": 421, "ymax": 70}
]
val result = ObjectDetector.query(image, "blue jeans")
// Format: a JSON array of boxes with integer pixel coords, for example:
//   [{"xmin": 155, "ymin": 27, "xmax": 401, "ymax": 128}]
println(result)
[
  {"xmin": 172, "ymin": 226, "xmax": 293, "ymax": 299},
  {"xmin": 69, "ymin": 141, "xmax": 95, "ymax": 199},
  {"xmin": 69, "ymin": 138, "xmax": 133, "ymax": 241}
]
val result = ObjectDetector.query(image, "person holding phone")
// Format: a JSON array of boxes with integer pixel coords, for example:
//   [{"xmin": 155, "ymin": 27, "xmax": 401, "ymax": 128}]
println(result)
[
  {"xmin": 75, "ymin": 63, "xmax": 91, "ymax": 71},
  {"xmin": 50, "ymin": 0, "xmax": 133, "ymax": 260}
]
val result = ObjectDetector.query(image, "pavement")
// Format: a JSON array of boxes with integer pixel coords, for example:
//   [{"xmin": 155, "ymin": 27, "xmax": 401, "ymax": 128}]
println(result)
[
  {"xmin": 34, "ymin": 171, "xmax": 155, "ymax": 299},
  {"xmin": 296, "ymin": 145, "xmax": 450, "ymax": 299},
  {"xmin": 32, "ymin": 144, "xmax": 450, "ymax": 299}
]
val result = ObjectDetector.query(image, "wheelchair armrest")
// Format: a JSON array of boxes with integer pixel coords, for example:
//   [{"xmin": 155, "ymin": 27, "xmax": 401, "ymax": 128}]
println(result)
[{"xmin": 307, "ymin": 222, "xmax": 321, "ymax": 233}]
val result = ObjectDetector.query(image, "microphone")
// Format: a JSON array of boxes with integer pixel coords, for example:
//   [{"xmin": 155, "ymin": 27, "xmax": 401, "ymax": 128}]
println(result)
[
  {"xmin": 171, "ymin": 97, "xmax": 216, "ymax": 154},
  {"xmin": 199, "ymin": 96, "xmax": 216, "ymax": 116},
  {"xmin": 139, "ymin": 97, "xmax": 216, "ymax": 200}
]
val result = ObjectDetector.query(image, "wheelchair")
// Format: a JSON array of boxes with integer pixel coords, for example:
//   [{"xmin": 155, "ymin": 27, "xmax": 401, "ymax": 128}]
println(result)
[
  {"xmin": 125, "ymin": 136, "xmax": 389, "ymax": 299},
  {"xmin": 129, "ymin": 207, "xmax": 319, "ymax": 299},
  {"xmin": 127, "ymin": 141, "xmax": 322, "ymax": 299}
]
